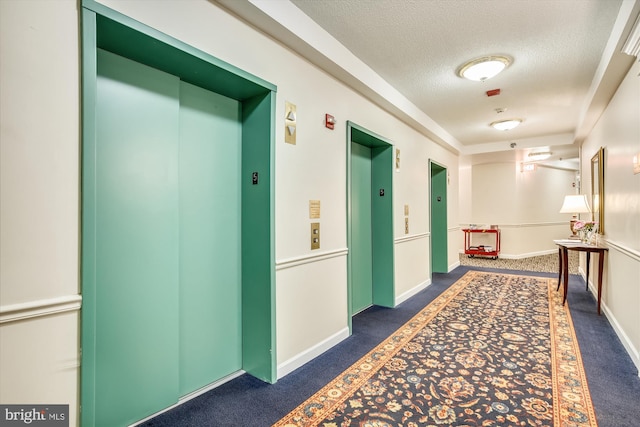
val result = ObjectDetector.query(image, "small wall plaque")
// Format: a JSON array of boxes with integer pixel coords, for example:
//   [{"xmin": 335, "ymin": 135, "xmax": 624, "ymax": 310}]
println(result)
[{"xmin": 309, "ymin": 200, "xmax": 321, "ymax": 219}]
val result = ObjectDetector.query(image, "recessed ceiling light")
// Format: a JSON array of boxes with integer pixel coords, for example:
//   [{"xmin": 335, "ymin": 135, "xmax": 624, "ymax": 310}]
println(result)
[
  {"xmin": 490, "ymin": 119, "xmax": 522, "ymax": 131},
  {"xmin": 457, "ymin": 55, "xmax": 512, "ymax": 81},
  {"xmin": 528, "ymin": 151, "xmax": 552, "ymax": 160}
]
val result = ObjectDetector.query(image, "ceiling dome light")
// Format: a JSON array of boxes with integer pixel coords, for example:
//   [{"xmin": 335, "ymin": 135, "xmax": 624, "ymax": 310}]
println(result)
[
  {"xmin": 490, "ymin": 119, "xmax": 522, "ymax": 131},
  {"xmin": 457, "ymin": 55, "xmax": 512, "ymax": 81}
]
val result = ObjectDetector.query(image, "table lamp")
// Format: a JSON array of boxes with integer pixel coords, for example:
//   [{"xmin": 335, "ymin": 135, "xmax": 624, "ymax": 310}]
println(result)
[{"xmin": 559, "ymin": 194, "xmax": 591, "ymax": 238}]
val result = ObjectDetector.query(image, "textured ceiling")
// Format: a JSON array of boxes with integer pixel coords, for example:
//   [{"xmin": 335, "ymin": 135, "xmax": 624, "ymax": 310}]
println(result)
[
  {"xmin": 218, "ymin": 0, "xmax": 638, "ymax": 164},
  {"xmin": 290, "ymin": 0, "xmax": 621, "ymax": 147}
]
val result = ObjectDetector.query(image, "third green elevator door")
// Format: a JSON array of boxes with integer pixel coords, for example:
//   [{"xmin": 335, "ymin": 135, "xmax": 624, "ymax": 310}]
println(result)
[
  {"xmin": 95, "ymin": 49, "xmax": 242, "ymax": 425},
  {"xmin": 430, "ymin": 162, "xmax": 448, "ymax": 273}
]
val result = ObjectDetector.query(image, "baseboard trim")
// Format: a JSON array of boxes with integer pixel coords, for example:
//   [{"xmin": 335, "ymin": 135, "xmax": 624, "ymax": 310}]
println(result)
[
  {"xmin": 459, "ymin": 249, "xmax": 557, "ymax": 259},
  {"xmin": 395, "ymin": 279, "xmax": 431, "ymax": 306},
  {"xmin": 448, "ymin": 260, "xmax": 461, "ymax": 272},
  {"xmin": 277, "ymin": 327, "xmax": 350, "ymax": 380},
  {"xmin": 500, "ymin": 249, "xmax": 558, "ymax": 259},
  {"xmin": 582, "ymin": 267, "xmax": 640, "ymax": 375},
  {"xmin": 600, "ymin": 301, "xmax": 640, "ymax": 375}
]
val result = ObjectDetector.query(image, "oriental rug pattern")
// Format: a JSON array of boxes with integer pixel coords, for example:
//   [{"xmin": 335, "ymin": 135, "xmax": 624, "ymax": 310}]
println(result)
[{"xmin": 274, "ymin": 271, "xmax": 597, "ymax": 427}]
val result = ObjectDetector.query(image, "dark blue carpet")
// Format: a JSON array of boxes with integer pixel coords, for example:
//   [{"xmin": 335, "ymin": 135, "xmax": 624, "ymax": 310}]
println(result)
[{"xmin": 141, "ymin": 266, "xmax": 640, "ymax": 426}]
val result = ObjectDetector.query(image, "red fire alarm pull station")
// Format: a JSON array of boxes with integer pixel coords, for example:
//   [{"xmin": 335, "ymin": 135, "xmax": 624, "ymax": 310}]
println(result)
[
  {"xmin": 486, "ymin": 88, "xmax": 501, "ymax": 97},
  {"xmin": 325, "ymin": 114, "xmax": 336, "ymax": 130}
]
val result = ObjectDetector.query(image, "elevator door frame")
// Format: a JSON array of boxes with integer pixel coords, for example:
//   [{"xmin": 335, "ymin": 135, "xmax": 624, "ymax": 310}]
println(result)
[
  {"xmin": 429, "ymin": 160, "xmax": 448, "ymax": 273},
  {"xmin": 81, "ymin": 2, "xmax": 277, "ymax": 425},
  {"xmin": 346, "ymin": 121, "xmax": 395, "ymax": 333}
]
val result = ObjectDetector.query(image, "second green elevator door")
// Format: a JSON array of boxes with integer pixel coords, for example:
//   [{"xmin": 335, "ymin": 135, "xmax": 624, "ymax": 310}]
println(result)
[
  {"xmin": 351, "ymin": 142, "xmax": 374, "ymax": 314},
  {"xmin": 95, "ymin": 49, "xmax": 241, "ymax": 425}
]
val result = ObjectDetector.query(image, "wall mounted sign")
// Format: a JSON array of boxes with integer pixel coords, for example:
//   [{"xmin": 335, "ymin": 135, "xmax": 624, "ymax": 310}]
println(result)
[
  {"xmin": 285, "ymin": 101, "xmax": 297, "ymax": 145},
  {"xmin": 309, "ymin": 200, "xmax": 320, "ymax": 219}
]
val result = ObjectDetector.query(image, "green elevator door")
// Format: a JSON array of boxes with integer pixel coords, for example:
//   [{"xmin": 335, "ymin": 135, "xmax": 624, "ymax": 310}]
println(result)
[
  {"xmin": 178, "ymin": 81, "xmax": 242, "ymax": 395},
  {"xmin": 95, "ymin": 49, "xmax": 242, "ymax": 426},
  {"xmin": 351, "ymin": 142, "xmax": 373, "ymax": 314},
  {"xmin": 430, "ymin": 162, "xmax": 448, "ymax": 273},
  {"xmin": 95, "ymin": 49, "xmax": 180, "ymax": 426}
]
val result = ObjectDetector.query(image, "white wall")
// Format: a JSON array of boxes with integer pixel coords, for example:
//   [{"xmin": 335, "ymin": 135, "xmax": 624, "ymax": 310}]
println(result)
[
  {"xmin": 0, "ymin": 1, "xmax": 80, "ymax": 426},
  {"xmin": 0, "ymin": 1, "xmax": 459, "ymax": 424},
  {"xmin": 464, "ymin": 162, "xmax": 577, "ymax": 257},
  {"xmin": 580, "ymin": 59, "xmax": 640, "ymax": 372}
]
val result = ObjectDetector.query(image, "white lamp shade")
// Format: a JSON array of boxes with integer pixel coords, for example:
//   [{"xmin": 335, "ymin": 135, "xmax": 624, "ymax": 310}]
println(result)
[{"xmin": 559, "ymin": 195, "xmax": 591, "ymax": 214}]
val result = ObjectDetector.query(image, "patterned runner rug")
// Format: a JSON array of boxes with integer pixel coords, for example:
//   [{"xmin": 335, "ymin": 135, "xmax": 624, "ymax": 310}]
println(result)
[{"xmin": 274, "ymin": 271, "xmax": 597, "ymax": 427}]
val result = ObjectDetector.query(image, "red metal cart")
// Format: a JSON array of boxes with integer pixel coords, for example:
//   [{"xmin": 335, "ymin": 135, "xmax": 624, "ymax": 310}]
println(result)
[{"xmin": 462, "ymin": 228, "xmax": 500, "ymax": 259}]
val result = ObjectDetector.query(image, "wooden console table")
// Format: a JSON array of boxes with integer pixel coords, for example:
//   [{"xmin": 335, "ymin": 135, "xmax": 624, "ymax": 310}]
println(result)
[{"xmin": 554, "ymin": 240, "xmax": 608, "ymax": 315}]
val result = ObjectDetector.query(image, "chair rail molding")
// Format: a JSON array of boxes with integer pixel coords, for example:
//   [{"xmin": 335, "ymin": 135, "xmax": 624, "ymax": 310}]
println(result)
[
  {"xmin": 0, "ymin": 294, "xmax": 82, "ymax": 324},
  {"xmin": 276, "ymin": 248, "xmax": 348, "ymax": 271}
]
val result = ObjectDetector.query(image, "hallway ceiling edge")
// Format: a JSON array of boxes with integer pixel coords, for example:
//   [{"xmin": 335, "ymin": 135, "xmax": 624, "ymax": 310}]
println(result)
[{"xmin": 216, "ymin": 0, "xmax": 640, "ymax": 164}]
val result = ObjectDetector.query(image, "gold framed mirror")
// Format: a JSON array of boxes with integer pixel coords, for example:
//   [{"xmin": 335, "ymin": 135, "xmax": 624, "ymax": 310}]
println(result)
[{"xmin": 590, "ymin": 147, "xmax": 605, "ymax": 234}]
